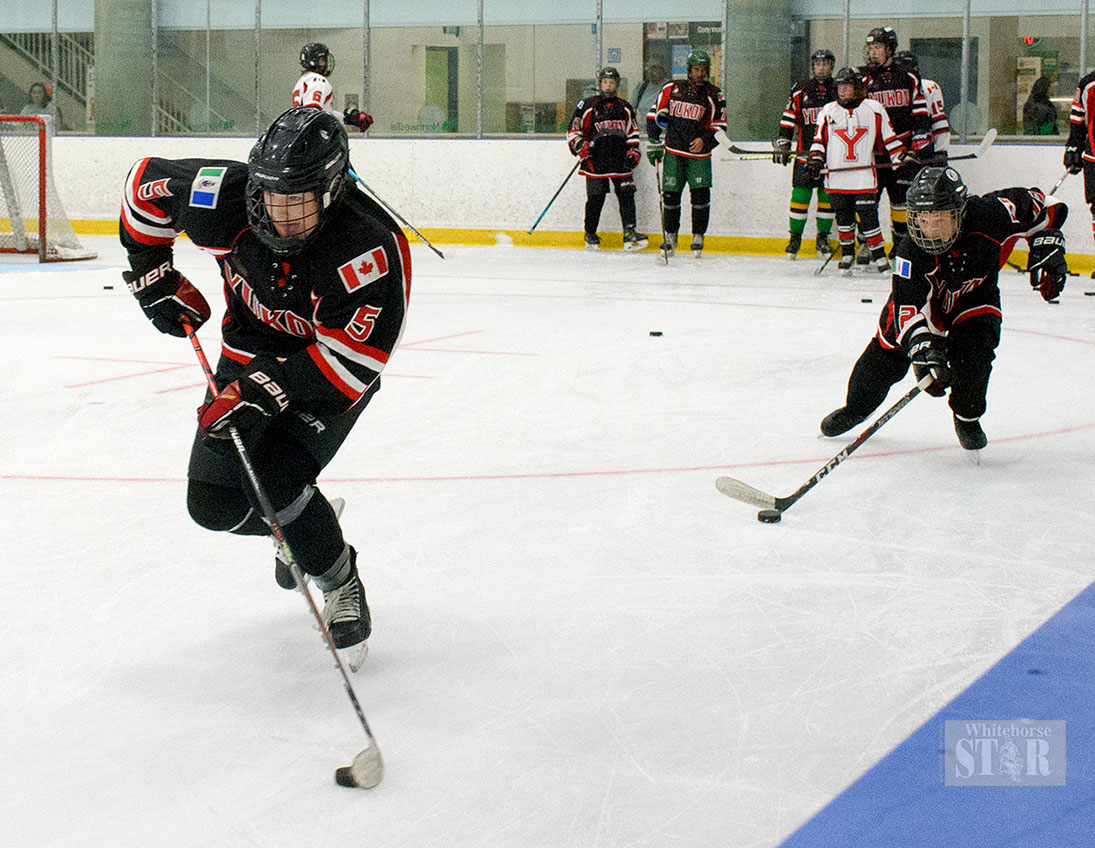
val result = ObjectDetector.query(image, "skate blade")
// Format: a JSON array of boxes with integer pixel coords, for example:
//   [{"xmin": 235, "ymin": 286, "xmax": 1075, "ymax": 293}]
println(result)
[
  {"xmin": 342, "ymin": 640, "xmax": 369, "ymax": 673},
  {"xmin": 786, "ymin": 253, "xmax": 797, "ymax": 261},
  {"xmin": 693, "ymin": 250, "xmax": 703, "ymax": 258},
  {"xmin": 965, "ymin": 449, "xmax": 982, "ymax": 466}
]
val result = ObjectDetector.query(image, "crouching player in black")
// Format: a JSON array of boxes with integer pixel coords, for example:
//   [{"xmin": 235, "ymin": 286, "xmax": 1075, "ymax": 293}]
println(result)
[
  {"xmin": 120, "ymin": 106, "xmax": 412, "ymax": 650},
  {"xmin": 566, "ymin": 66, "xmax": 647, "ymax": 250},
  {"xmin": 820, "ymin": 167, "xmax": 1068, "ymax": 450}
]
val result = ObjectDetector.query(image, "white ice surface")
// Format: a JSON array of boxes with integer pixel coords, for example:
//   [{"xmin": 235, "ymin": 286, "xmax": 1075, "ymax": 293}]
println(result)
[{"xmin": 3, "ymin": 237, "xmax": 1095, "ymax": 847}]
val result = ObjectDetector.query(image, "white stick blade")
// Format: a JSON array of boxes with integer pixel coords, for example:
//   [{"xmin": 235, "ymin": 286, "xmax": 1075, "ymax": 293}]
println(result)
[
  {"xmin": 351, "ymin": 745, "xmax": 384, "ymax": 789},
  {"xmin": 715, "ymin": 476, "xmax": 777, "ymax": 510},
  {"xmin": 977, "ymin": 128, "xmax": 997, "ymax": 155}
]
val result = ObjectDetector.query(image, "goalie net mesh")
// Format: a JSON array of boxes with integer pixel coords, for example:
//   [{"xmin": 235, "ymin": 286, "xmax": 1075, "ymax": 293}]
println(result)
[{"xmin": 0, "ymin": 114, "xmax": 96, "ymax": 261}]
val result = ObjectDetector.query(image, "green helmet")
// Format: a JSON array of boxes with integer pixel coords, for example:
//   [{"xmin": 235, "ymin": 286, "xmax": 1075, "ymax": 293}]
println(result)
[{"xmin": 686, "ymin": 49, "xmax": 711, "ymax": 71}]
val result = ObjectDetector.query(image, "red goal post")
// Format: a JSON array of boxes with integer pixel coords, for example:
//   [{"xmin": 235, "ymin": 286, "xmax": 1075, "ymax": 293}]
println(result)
[{"xmin": 0, "ymin": 114, "xmax": 96, "ymax": 261}]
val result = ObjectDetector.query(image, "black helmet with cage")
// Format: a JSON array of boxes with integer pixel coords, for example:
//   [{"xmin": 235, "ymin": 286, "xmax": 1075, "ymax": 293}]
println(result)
[
  {"xmin": 246, "ymin": 106, "xmax": 349, "ymax": 255},
  {"xmin": 834, "ymin": 66, "xmax": 866, "ymax": 108},
  {"xmin": 864, "ymin": 27, "xmax": 897, "ymax": 67},
  {"xmin": 906, "ymin": 167, "xmax": 968, "ymax": 254},
  {"xmin": 811, "ymin": 49, "xmax": 835, "ymax": 78},
  {"xmin": 300, "ymin": 42, "xmax": 334, "ymax": 75}
]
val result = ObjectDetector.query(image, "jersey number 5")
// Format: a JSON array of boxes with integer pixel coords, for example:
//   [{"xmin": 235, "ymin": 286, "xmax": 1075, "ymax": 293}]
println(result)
[{"xmin": 347, "ymin": 305, "xmax": 382, "ymax": 342}]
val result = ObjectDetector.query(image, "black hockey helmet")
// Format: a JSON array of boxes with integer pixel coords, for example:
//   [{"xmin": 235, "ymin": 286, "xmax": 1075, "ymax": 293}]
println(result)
[
  {"xmin": 834, "ymin": 66, "xmax": 866, "ymax": 108},
  {"xmin": 894, "ymin": 50, "xmax": 919, "ymax": 73},
  {"xmin": 906, "ymin": 167, "xmax": 968, "ymax": 254},
  {"xmin": 864, "ymin": 27, "xmax": 897, "ymax": 66},
  {"xmin": 811, "ymin": 48, "xmax": 835, "ymax": 77},
  {"xmin": 300, "ymin": 42, "xmax": 334, "ymax": 75},
  {"xmin": 597, "ymin": 66, "xmax": 621, "ymax": 94},
  {"xmin": 246, "ymin": 106, "xmax": 349, "ymax": 255}
]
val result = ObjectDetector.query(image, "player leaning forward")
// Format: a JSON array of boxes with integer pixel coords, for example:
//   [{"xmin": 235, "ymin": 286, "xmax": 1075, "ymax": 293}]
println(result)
[
  {"xmin": 120, "ymin": 106, "xmax": 411, "ymax": 649},
  {"xmin": 566, "ymin": 66, "xmax": 647, "ymax": 250},
  {"xmin": 820, "ymin": 167, "xmax": 1068, "ymax": 450},
  {"xmin": 646, "ymin": 49, "xmax": 727, "ymax": 256}
]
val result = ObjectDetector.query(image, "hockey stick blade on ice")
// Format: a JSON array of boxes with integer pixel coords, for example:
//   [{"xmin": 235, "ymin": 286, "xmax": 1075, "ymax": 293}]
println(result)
[
  {"xmin": 715, "ymin": 375, "xmax": 931, "ymax": 515},
  {"xmin": 181, "ymin": 318, "xmax": 383, "ymax": 789}
]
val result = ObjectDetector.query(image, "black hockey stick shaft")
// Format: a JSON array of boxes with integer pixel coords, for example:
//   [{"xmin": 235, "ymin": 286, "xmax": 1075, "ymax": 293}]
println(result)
[
  {"xmin": 716, "ymin": 376, "xmax": 930, "ymax": 513},
  {"xmin": 655, "ymin": 157, "xmax": 670, "ymax": 264},
  {"xmin": 181, "ymin": 318, "xmax": 381, "ymax": 753},
  {"xmin": 528, "ymin": 159, "xmax": 581, "ymax": 234},
  {"xmin": 348, "ymin": 167, "xmax": 443, "ymax": 259}
]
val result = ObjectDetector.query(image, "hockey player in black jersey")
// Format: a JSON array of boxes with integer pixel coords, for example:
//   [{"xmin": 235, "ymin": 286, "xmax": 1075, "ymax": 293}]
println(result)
[
  {"xmin": 1065, "ymin": 68, "xmax": 1095, "ymax": 269},
  {"xmin": 863, "ymin": 27, "xmax": 934, "ymax": 258},
  {"xmin": 646, "ymin": 49, "xmax": 727, "ymax": 256},
  {"xmin": 566, "ymin": 67, "xmax": 647, "ymax": 250},
  {"xmin": 820, "ymin": 167, "xmax": 1068, "ymax": 450},
  {"xmin": 120, "ymin": 106, "xmax": 412, "ymax": 650},
  {"xmin": 774, "ymin": 48, "xmax": 837, "ymax": 259}
]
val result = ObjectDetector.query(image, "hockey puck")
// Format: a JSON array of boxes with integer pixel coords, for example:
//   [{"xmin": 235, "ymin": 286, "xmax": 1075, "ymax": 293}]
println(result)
[
  {"xmin": 103, "ymin": 285, "xmax": 114, "ymax": 290},
  {"xmin": 757, "ymin": 509, "xmax": 782, "ymax": 523},
  {"xmin": 649, "ymin": 331, "xmax": 662, "ymax": 336},
  {"xmin": 334, "ymin": 766, "xmax": 357, "ymax": 787},
  {"xmin": 1084, "ymin": 291, "xmax": 1094, "ymax": 296},
  {"xmin": 860, "ymin": 297, "xmax": 872, "ymax": 303}
]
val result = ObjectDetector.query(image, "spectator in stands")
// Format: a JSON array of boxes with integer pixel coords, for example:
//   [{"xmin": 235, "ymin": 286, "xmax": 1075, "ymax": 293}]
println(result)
[
  {"xmin": 1023, "ymin": 76, "xmax": 1059, "ymax": 136},
  {"xmin": 21, "ymin": 82, "xmax": 65, "ymax": 130}
]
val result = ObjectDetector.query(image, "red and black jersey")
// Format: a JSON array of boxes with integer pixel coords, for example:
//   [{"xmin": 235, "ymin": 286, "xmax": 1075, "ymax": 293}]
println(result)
[
  {"xmin": 863, "ymin": 62, "xmax": 932, "ymax": 152},
  {"xmin": 646, "ymin": 79, "xmax": 727, "ymax": 159},
  {"xmin": 566, "ymin": 94, "xmax": 641, "ymax": 177},
  {"xmin": 778, "ymin": 76, "xmax": 837, "ymax": 153},
  {"xmin": 878, "ymin": 187, "xmax": 1068, "ymax": 348},
  {"xmin": 120, "ymin": 157, "xmax": 411, "ymax": 414},
  {"xmin": 1067, "ymin": 69, "xmax": 1095, "ymax": 162}
]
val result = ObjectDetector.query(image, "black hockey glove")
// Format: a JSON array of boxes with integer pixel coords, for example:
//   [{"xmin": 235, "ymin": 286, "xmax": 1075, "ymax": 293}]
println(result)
[
  {"xmin": 1028, "ymin": 228, "xmax": 1068, "ymax": 302},
  {"xmin": 1064, "ymin": 144, "xmax": 1084, "ymax": 175},
  {"xmin": 904, "ymin": 326, "xmax": 950, "ymax": 397},
  {"xmin": 909, "ymin": 131, "xmax": 934, "ymax": 162},
  {"xmin": 343, "ymin": 107, "xmax": 373, "ymax": 132},
  {"xmin": 124, "ymin": 256, "xmax": 211, "ymax": 338},
  {"xmin": 196, "ymin": 356, "xmax": 289, "ymax": 439},
  {"xmin": 772, "ymin": 137, "xmax": 792, "ymax": 166},
  {"xmin": 804, "ymin": 153, "xmax": 823, "ymax": 180}
]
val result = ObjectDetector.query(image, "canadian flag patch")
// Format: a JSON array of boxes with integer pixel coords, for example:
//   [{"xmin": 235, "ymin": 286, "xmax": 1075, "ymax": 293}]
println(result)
[{"xmin": 337, "ymin": 247, "xmax": 389, "ymax": 292}]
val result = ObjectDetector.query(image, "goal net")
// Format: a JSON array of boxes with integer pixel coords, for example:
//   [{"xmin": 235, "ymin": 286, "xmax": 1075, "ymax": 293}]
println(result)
[{"xmin": 0, "ymin": 114, "xmax": 96, "ymax": 261}]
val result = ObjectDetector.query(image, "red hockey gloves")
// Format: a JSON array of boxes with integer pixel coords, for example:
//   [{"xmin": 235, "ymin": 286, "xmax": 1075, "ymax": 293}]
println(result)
[
  {"xmin": 772, "ymin": 137, "xmax": 792, "ymax": 166},
  {"xmin": 1064, "ymin": 144, "xmax": 1084, "ymax": 175},
  {"xmin": 343, "ymin": 108, "xmax": 373, "ymax": 132},
  {"xmin": 904, "ymin": 326, "xmax": 951, "ymax": 397},
  {"xmin": 909, "ymin": 131, "xmax": 934, "ymax": 162},
  {"xmin": 626, "ymin": 147, "xmax": 641, "ymax": 169},
  {"xmin": 804, "ymin": 153, "xmax": 823, "ymax": 180},
  {"xmin": 124, "ymin": 259, "xmax": 211, "ymax": 338},
  {"xmin": 646, "ymin": 139, "xmax": 664, "ymax": 166},
  {"xmin": 197, "ymin": 357, "xmax": 290, "ymax": 439},
  {"xmin": 1028, "ymin": 228, "xmax": 1068, "ymax": 301}
]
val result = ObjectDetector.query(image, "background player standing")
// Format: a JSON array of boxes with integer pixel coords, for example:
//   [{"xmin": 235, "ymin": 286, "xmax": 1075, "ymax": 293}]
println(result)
[
  {"xmin": 566, "ymin": 67, "xmax": 647, "ymax": 251},
  {"xmin": 862, "ymin": 27, "xmax": 934, "ymax": 258},
  {"xmin": 820, "ymin": 167, "xmax": 1068, "ymax": 450},
  {"xmin": 646, "ymin": 49, "xmax": 727, "ymax": 257},
  {"xmin": 1065, "ymin": 67, "xmax": 1095, "ymax": 272},
  {"xmin": 293, "ymin": 42, "xmax": 374, "ymax": 133},
  {"xmin": 808, "ymin": 67, "xmax": 904, "ymax": 275},
  {"xmin": 894, "ymin": 50, "xmax": 950, "ymax": 155},
  {"xmin": 120, "ymin": 106, "xmax": 412, "ymax": 652},
  {"xmin": 774, "ymin": 48, "xmax": 837, "ymax": 260}
]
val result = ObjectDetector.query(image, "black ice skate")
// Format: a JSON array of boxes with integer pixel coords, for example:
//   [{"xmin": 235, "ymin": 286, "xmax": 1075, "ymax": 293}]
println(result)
[
  {"xmin": 659, "ymin": 232, "xmax": 677, "ymax": 257},
  {"xmin": 321, "ymin": 549, "xmax": 372, "ymax": 650},
  {"xmin": 785, "ymin": 232, "xmax": 802, "ymax": 260},
  {"xmin": 815, "ymin": 233, "xmax": 832, "ymax": 258},
  {"xmin": 953, "ymin": 414, "xmax": 988, "ymax": 450},
  {"xmin": 820, "ymin": 406, "xmax": 868, "ymax": 437},
  {"xmin": 275, "ymin": 497, "xmax": 345, "ymax": 589},
  {"xmin": 584, "ymin": 232, "xmax": 601, "ymax": 251},
  {"xmin": 691, "ymin": 234, "xmax": 704, "ymax": 257},
  {"xmin": 623, "ymin": 228, "xmax": 648, "ymax": 250}
]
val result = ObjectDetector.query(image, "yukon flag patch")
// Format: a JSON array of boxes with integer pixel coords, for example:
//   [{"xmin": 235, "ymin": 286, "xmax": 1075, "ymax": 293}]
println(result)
[
  {"xmin": 337, "ymin": 246, "xmax": 389, "ymax": 292},
  {"xmin": 895, "ymin": 256, "xmax": 912, "ymax": 279},
  {"xmin": 189, "ymin": 166, "xmax": 227, "ymax": 208}
]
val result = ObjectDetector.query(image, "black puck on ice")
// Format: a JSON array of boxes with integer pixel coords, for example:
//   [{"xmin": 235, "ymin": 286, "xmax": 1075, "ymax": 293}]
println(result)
[
  {"xmin": 757, "ymin": 509, "xmax": 782, "ymax": 523},
  {"xmin": 860, "ymin": 297, "xmax": 872, "ymax": 303},
  {"xmin": 1084, "ymin": 291, "xmax": 1094, "ymax": 296},
  {"xmin": 103, "ymin": 285, "xmax": 114, "ymax": 290},
  {"xmin": 649, "ymin": 331, "xmax": 662, "ymax": 336},
  {"xmin": 335, "ymin": 766, "xmax": 357, "ymax": 787}
]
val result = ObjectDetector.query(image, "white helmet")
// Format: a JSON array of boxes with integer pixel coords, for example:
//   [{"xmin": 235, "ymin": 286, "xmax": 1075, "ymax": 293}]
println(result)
[{"xmin": 291, "ymin": 73, "xmax": 333, "ymax": 111}]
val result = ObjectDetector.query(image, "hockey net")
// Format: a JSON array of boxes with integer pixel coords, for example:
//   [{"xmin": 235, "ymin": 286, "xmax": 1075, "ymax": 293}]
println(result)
[{"xmin": 0, "ymin": 114, "xmax": 96, "ymax": 261}]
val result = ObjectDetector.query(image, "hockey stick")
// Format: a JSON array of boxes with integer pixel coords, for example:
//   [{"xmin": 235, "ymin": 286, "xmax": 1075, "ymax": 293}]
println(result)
[
  {"xmin": 528, "ymin": 159, "xmax": 581, "ymax": 234},
  {"xmin": 715, "ymin": 374, "xmax": 932, "ymax": 514},
  {"xmin": 654, "ymin": 157, "xmax": 670, "ymax": 264},
  {"xmin": 181, "ymin": 318, "xmax": 383, "ymax": 790},
  {"xmin": 728, "ymin": 143, "xmax": 776, "ymax": 156},
  {"xmin": 348, "ymin": 167, "xmax": 443, "ymax": 259},
  {"xmin": 818, "ymin": 128, "xmax": 998, "ymax": 175},
  {"xmin": 813, "ymin": 248, "xmax": 837, "ymax": 276}
]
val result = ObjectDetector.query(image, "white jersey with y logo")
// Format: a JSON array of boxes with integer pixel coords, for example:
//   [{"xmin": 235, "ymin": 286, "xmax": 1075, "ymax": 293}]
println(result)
[{"xmin": 810, "ymin": 97, "xmax": 903, "ymax": 194}]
